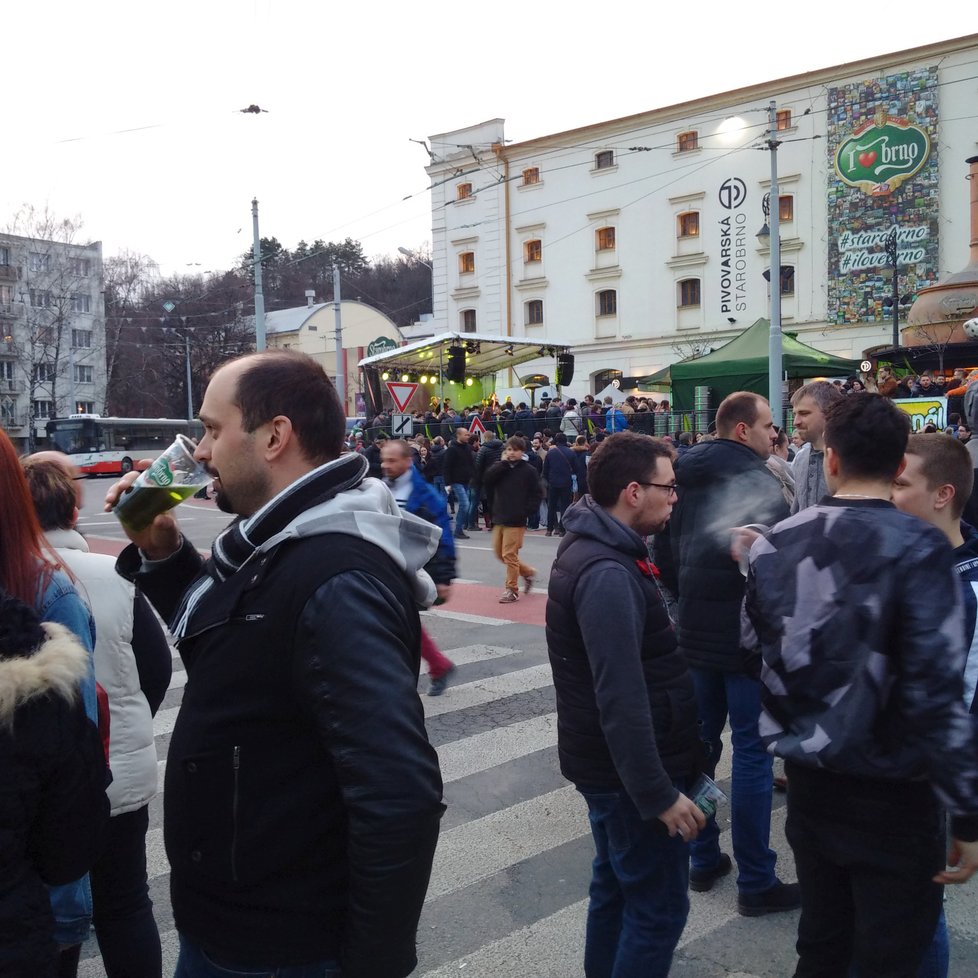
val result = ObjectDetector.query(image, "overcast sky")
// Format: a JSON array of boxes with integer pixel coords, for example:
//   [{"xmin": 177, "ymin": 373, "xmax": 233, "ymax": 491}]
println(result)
[{"xmin": 4, "ymin": 2, "xmax": 971, "ymax": 278}]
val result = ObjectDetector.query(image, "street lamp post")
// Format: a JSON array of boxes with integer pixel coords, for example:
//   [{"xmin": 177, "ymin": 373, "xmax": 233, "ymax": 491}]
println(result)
[
  {"xmin": 756, "ymin": 102, "xmax": 783, "ymax": 426},
  {"xmin": 883, "ymin": 227, "xmax": 900, "ymax": 349}
]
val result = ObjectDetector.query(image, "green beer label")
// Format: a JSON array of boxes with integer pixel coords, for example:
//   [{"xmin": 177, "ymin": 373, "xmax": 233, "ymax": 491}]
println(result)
[
  {"xmin": 147, "ymin": 456, "xmax": 175, "ymax": 487},
  {"xmin": 834, "ymin": 112, "xmax": 930, "ymax": 197}
]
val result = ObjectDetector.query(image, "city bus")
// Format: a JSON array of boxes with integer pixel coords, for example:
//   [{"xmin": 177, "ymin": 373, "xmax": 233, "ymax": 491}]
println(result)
[{"xmin": 45, "ymin": 415, "xmax": 204, "ymax": 476}]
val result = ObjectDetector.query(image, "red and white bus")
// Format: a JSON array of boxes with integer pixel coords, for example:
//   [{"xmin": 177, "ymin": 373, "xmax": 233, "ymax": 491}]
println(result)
[{"xmin": 45, "ymin": 415, "xmax": 204, "ymax": 476}]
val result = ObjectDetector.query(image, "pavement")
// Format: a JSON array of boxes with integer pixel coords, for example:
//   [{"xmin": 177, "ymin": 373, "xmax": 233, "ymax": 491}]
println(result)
[{"xmin": 73, "ymin": 489, "xmax": 978, "ymax": 977}]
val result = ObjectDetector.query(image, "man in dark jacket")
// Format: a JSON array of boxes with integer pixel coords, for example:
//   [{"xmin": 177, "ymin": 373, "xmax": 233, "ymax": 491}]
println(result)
[
  {"xmin": 108, "ymin": 351, "xmax": 445, "ymax": 978},
  {"xmin": 473, "ymin": 430, "xmax": 504, "ymax": 531},
  {"xmin": 746, "ymin": 397, "xmax": 978, "ymax": 977},
  {"xmin": 668, "ymin": 391, "xmax": 795, "ymax": 915},
  {"xmin": 443, "ymin": 426, "xmax": 476, "ymax": 539},
  {"xmin": 482, "ymin": 436, "xmax": 541, "ymax": 602},
  {"xmin": 543, "ymin": 432, "xmax": 576, "ymax": 536},
  {"xmin": 546, "ymin": 432, "xmax": 706, "ymax": 978}
]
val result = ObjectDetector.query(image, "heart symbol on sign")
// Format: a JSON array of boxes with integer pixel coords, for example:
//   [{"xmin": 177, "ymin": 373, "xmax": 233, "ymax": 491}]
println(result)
[{"xmin": 858, "ymin": 150, "xmax": 877, "ymax": 168}]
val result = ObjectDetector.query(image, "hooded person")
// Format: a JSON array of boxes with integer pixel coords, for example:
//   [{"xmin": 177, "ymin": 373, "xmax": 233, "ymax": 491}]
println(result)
[
  {"xmin": 106, "ymin": 351, "xmax": 445, "ymax": 978},
  {"xmin": 0, "ymin": 589, "xmax": 110, "ymax": 977}
]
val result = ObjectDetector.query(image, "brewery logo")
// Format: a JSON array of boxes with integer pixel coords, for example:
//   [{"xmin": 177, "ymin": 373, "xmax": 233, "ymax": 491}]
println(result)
[
  {"xmin": 718, "ymin": 178, "xmax": 747, "ymax": 210},
  {"xmin": 834, "ymin": 111, "xmax": 930, "ymax": 197},
  {"xmin": 147, "ymin": 457, "xmax": 175, "ymax": 488},
  {"xmin": 367, "ymin": 335, "xmax": 398, "ymax": 357}
]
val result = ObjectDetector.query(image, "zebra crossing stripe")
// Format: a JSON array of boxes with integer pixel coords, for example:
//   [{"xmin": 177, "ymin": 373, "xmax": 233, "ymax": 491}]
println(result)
[
  {"xmin": 424, "ymin": 785, "xmax": 585, "ymax": 902},
  {"xmin": 424, "ymin": 664, "xmax": 555, "ymax": 718},
  {"xmin": 438, "ymin": 713, "xmax": 557, "ymax": 783}
]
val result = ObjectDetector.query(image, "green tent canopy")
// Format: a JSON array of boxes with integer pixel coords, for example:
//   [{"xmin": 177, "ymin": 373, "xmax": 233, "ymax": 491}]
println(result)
[{"xmin": 650, "ymin": 318, "xmax": 861, "ymax": 412}]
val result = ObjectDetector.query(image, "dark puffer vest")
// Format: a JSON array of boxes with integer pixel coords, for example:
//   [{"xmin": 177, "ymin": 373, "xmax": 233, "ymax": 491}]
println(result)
[{"xmin": 546, "ymin": 527, "xmax": 703, "ymax": 801}]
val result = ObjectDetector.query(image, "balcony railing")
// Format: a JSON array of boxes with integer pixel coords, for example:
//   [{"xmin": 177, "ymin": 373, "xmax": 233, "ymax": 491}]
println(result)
[{"xmin": 0, "ymin": 265, "xmax": 20, "ymax": 283}]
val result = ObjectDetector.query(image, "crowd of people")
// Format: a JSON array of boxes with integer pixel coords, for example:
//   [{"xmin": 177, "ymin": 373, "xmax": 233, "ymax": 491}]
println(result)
[{"xmin": 6, "ymin": 348, "xmax": 978, "ymax": 978}]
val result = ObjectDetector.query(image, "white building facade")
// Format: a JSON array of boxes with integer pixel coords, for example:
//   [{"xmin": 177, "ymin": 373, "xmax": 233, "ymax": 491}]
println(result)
[
  {"xmin": 0, "ymin": 232, "xmax": 106, "ymax": 448},
  {"xmin": 426, "ymin": 34, "xmax": 977, "ymax": 395}
]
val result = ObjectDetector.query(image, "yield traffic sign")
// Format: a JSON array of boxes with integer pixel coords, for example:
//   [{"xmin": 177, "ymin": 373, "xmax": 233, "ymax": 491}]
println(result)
[
  {"xmin": 469, "ymin": 415, "xmax": 488, "ymax": 436},
  {"xmin": 386, "ymin": 381, "xmax": 418, "ymax": 413}
]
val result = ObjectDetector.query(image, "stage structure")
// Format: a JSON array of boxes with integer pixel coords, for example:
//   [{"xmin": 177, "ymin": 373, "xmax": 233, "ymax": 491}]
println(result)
[{"xmin": 358, "ymin": 332, "xmax": 574, "ymax": 415}]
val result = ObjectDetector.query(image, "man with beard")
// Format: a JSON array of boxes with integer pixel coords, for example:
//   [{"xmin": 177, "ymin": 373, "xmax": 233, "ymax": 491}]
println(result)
[
  {"xmin": 667, "ymin": 391, "xmax": 796, "ymax": 915},
  {"xmin": 546, "ymin": 432, "xmax": 706, "ymax": 978},
  {"xmin": 105, "ymin": 351, "xmax": 445, "ymax": 978}
]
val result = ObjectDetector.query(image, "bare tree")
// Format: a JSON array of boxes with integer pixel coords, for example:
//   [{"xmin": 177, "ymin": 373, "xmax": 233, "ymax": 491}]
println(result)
[
  {"xmin": 671, "ymin": 333, "xmax": 718, "ymax": 362},
  {"xmin": 909, "ymin": 321, "xmax": 957, "ymax": 374}
]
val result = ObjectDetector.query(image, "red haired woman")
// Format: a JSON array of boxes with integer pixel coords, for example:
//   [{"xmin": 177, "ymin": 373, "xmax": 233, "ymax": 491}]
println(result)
[{"xmin": 0, "ymin": 430, "xmax": 103, "ymax": 977}]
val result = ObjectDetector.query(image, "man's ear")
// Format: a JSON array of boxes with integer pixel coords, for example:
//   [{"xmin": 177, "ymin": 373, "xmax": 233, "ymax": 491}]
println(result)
[
  {"xmin": 263, "ymin": 416, "xmax": 294, "ymax": 461},
  {"xmin": 934, "ymin": 483, "xmax": 956, "ymax": 513},
  {"xmin": 824, "ymin": 445, "xmax": 841, "ymax": 478}
]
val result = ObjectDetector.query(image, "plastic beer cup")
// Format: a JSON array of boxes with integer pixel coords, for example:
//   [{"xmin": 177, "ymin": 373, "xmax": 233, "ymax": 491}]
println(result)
[{"xmin": 112, "ymin": 434, "xmax": 212, "ymax": 532}]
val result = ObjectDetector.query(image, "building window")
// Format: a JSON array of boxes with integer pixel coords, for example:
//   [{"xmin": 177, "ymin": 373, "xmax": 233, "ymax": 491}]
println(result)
[
  {"xmin": 597, "ymin": 289, "xmax": 617, "ymax": 317},
  {"xmin": 0, "ymin": 247, "xmax": 9, "ymax": 266},
  {"xmin": 524, "ymin": 239, "xmax": 542, "ymax": 263},
  {"xmin": 76, "ymin": 401, "xmax": 95, "ymax": 414},
  {"xmin": 780, "ymin": 266, "xmax": 795, "ymax": 296},
  {"xmin": 33, "ymin": 399, "xmax": 54, "ymax": 418},
  {"xmin": 456, "ymin": 183, "xmax": 473, "ymax": 200},
  {"xmin": 596, "ymin": 227, "xmax": 616, "ymax": 251},
  {"xmin": 0, "ymin": 362, "xmax": 13, "ymax": 382},
  {"xmin": 461, "ymin": 309, "xmax": 477, "ymax": 332},
  {"xmin": 779, "ymin": 195, "xmax": 794, "ymax": 222},
  {"xmin": 594, "ymin": 150, "xmax": 614, "ymax": 170},
  {"xmin": 677, "ymin": 212, "xmax": 700, "ymax": 238},
  {"xmin": 70, "ymin": 293, "xmax": 91, "ymax": 314},
  {"xmin": 459, "ymin": 251, "xmax": 475, "ymax": 274},
  {"xmin": 526, "ymin": 299, "xmax": 544, "ymax": 325},
  {"xmin": 67, "ymin": 257, "xmax": 90, "ymax": 276},
  {"xmin": 35, "ymin": 362, "xmax": 56, "ymax": 382},
  {"xmin": 74, "ymin": 364, "xmax": 93, "ymax": 384},
  {"xmin": 72, "ymin": 329, "xmax": 92, "ymax": 348},
  {"xmin": 522, "ymin": 167, "xmax": 540, "ymax": 185},
  {"xmin": 776, "ymin": 109, "xmax": 792, "ymax": 131},
  {"xmin": 30, "ymin": 289, "xmax": 53, "ymax": 307},
  {"xmin": 0, "ymin": 285, "xmax": 13, "ymax": 304},
  {"xmin": 677, "ymin": 131, "xmax": 698, "ymax": 152},
  {"xmin": 29, "ymin": 252, "xmax": 51, "ymax": 273},
  {"xmin": 678, "ymin": 279, "xmax": 701, "ymax": 307}
]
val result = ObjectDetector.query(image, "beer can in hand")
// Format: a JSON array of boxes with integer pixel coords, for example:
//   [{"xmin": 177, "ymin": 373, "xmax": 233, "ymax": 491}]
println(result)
[{"xmin": 113, "ymin": 434, "xmax": 212, "ymax": 531}]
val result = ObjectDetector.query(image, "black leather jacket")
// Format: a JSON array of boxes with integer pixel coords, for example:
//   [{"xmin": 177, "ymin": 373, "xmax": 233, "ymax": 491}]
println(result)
[{"xmin": 119, "ymin": 534, "xmax": 444, "ymax": 977}]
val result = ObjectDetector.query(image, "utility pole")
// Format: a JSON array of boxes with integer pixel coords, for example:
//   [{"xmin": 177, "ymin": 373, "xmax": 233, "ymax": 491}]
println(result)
[
  {"xmin": 252, "ymin": 198, "xmax": 266, "ymax": 351},
  {"xmin": 184, "ymin": 330, "xmax": 193, "ymax": 421},
  {"xmin": 332, "ymin": 264, "xmax": 345, "ymax": 411}
]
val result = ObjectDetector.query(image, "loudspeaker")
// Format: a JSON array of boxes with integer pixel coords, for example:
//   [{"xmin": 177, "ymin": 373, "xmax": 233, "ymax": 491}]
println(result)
[
  {"xmin": 363, "ymin": 370, "xmax": 383, "ymax": 414},
  {"xmin": 555, "ymin": 353, "xmax": 575, "ymax": 387},
  {"xmin": 446, "ymin": 346, "xmax": 466, "ymax": 383}
]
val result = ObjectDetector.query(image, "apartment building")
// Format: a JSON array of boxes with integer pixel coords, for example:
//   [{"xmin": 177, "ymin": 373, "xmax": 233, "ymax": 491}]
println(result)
[{"xmin": 0, "ymin": 231, "xmax": 105, "ymax": 448}]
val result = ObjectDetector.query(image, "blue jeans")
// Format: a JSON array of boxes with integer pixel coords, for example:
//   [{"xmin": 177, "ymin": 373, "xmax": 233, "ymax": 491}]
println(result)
[
  {"xmin": 689, "ymin": 668, "xmax": 777, "ymax": 894},
  {"xmin": 580, "ymin": 788, "xmax": 690, "ymax": 978},
  {"xmin": 450, "ymin": 483, "xmax": 471, "ymax": 536},
  {"xmin": 175, "ymin": 936, "xmax": 340, "ymax": 977}
]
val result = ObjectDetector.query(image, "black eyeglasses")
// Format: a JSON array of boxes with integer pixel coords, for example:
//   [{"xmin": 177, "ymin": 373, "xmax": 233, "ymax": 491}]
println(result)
[{"xmin": 636, "ymin": 481, "xmax": 679, "ymax": 495}]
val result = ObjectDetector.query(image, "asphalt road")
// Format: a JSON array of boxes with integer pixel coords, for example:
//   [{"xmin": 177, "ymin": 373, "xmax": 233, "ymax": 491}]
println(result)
[{"xmin": 74, "ymin": 478, "xmax": 978, "ymax": 977}]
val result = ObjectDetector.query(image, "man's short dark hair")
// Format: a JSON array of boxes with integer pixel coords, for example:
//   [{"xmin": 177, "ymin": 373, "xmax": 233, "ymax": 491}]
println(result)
[
  {"xmin": 823, "ymin": 394, "xmax": 909, "ymax": 481},
  {"xmin": 506, "ymin": 436, "xmax": 526, "ymax": 451},
  {"xmin": 678, "ymin": 431, "xmax": 694, "ymax": 446},
  {"xmin": 715, "ymin": 392, "xmax": 763, "ymax": 439},
  {"xmin": 791, "ymin": 380, "xmax": 846, "ymax": 413},
  {"xmin": 230, "ymin": 351, "xmax": 344, "ymax": 464},
  {"xmin": 554, "ymin": 432, "xmax": 567, "ymax": 445},
  {"xmin": 21, "ymin": 458, "xmax": 76, "ymax": 531},
  {"xmin": 587, "ymin": 432, "xmax": 672, "ymax": 507},
  {"xmin": 906, "ymin": 433, "xmax": 975, "ymax": 519}
]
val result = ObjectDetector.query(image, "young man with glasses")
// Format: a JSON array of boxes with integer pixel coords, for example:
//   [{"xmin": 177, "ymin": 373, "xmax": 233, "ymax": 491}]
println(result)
[{"xmin": 546, "ymin": 431, "xmax": 706, "ymax": 977}]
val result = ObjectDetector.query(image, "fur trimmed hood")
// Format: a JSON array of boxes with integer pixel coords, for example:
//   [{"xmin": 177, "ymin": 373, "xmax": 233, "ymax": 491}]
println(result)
[{"xmin": 0, "ymin": 607, "xmax": 89, "ymax": 728}]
